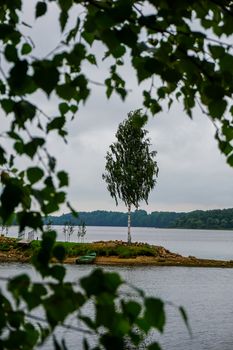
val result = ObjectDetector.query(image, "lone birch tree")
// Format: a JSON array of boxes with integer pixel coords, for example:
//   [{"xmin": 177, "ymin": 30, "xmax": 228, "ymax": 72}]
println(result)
[{"xmin": 103, "ymin": 110, "xmax": 158, "ymax": 244}]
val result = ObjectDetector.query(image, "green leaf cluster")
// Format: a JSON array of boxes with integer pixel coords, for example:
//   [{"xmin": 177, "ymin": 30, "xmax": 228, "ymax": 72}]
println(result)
[
  {"xmin": 103, "ymin": 110, "xmax": 158, "ymax": 209},
  {"xmin": 0, "ymin": 1, "xmax": 232, "ymax": 348},
  {"xmin": 0, "ymin": 233, "xmax": 191, "ymax": 349}
]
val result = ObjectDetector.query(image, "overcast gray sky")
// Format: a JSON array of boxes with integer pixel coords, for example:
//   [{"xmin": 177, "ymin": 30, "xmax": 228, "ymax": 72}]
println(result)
[{"xmin": 5, "ymin": 2, "xmax": 233, "ymax": 214}]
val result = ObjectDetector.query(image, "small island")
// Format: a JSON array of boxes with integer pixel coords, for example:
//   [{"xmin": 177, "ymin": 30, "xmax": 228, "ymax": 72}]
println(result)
[{"xmin": 1, "ymin": 236, "xmax": 233, "ymax": 268}]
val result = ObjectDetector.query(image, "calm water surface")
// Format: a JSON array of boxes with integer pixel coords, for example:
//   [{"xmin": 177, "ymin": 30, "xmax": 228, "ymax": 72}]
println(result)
[
  {"xmin": 4, "ymin": 226, "xmax": 233, "ymax": 348},
  {"xmin": 1, "ymin": 263, "xmax": 233, "ymax": 350}
]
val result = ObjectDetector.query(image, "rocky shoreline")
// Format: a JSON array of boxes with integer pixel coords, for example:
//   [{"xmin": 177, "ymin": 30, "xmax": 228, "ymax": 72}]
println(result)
[{"xmin": 0, "ymin": 236, "xmax": 233, "ymax": 268}]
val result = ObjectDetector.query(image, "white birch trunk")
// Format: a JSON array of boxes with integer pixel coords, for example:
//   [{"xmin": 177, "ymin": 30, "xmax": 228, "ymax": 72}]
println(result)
[{"xmin": 127, "ymin": 204, "xmax": 132, "ymax": 244}]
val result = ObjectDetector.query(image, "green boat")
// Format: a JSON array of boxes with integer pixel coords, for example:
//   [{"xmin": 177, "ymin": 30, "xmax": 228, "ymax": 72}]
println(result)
[{"xmin": 75, "ymin": 252, "xmax": 96, "ymax": 264}]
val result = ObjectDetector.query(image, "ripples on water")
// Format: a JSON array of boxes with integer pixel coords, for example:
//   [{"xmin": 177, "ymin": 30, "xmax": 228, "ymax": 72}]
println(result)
[
  {"xmin": 3, "ymin": 226, "xmax": 233, "ymax": 349},
  {"xmin": 1, "ymin": 263, "xmax": 233, "ymax": 349}
]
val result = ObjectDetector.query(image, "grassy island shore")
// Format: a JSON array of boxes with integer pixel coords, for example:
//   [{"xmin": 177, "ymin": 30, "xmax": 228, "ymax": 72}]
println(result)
[{"xmin": 0, "ymin": 236, "xmax": 232, "ymax": 268}]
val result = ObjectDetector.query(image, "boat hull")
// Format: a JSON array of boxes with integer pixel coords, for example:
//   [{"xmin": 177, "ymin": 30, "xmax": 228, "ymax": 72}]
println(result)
[{"xmin": 75, "ymin": 252, "xmax": 96, "ymax": 264}]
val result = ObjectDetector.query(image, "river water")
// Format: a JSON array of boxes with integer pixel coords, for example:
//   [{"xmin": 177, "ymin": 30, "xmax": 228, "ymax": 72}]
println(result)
[
  {"xmin": 0, "ymin": 263, "xmax": 233, "ymax": 350},
  {"xmin": 2, "ymin": 227, "xmax": 233, "ymax": 349}
]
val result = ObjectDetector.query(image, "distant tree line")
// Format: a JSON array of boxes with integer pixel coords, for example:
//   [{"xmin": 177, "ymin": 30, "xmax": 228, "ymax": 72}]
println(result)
[
  {"xmin": 172, "ymin": 209, "xmax": 233, "ymax": 230},
  {"xmin": 45, "ymin": 208, "xmax": 233, "ymax": 230}
]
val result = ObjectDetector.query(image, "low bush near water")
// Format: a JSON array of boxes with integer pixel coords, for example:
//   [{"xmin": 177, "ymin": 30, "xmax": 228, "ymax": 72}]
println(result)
[
  {"xmin": 0, "ymin": 238, "xmax": 18, "ymax": 251},
  {"xmin": 0, "ymin": 242, "xmax": 10, "ymax": 251},
  {"xmin": 48, "ymin": 241, "xmax": 158, "ymax": 258},
  {"xmin": 0, "ymin": 237, "xmax": 159, "ymax": 260}
]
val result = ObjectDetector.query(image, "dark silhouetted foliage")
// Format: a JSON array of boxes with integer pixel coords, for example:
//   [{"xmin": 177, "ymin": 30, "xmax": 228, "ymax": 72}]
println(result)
[{"xmin": 0, "ymin": 0, "xmax": 232, "ymax": 348}]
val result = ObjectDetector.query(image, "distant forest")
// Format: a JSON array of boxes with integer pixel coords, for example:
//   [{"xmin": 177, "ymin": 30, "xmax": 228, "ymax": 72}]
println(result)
[{"xmin": 46, "ymin": 208, "xmax": 233, "ymax": 230}]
